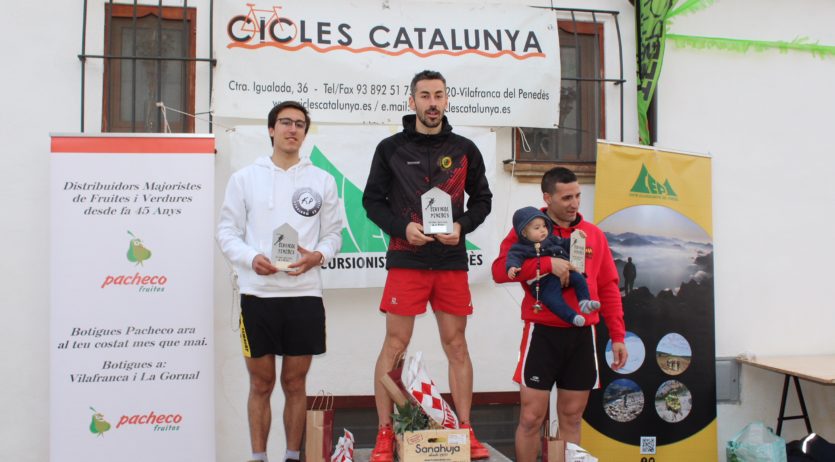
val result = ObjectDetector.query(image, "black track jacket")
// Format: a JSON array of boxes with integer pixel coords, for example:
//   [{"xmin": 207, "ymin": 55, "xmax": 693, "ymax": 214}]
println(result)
[{"xmin": 362, "ymin": 115, "xmax": 492, "ymax": 270}]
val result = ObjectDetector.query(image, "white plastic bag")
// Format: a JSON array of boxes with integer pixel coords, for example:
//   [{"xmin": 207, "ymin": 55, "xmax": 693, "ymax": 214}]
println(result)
[
  {"xmin": 565, "ymin": 442, "xmax": 598, "ymax": 462},
  {"xmin": 330, "ymin": 429, "xmax": 354, "ymax": 462},
  {"xmin": 726, "ymin": 421, "xmax": 787, "ymax": 462},
  {"xmin": 401, "ymin": 351, "xmax": 459, "ymax": 429}
]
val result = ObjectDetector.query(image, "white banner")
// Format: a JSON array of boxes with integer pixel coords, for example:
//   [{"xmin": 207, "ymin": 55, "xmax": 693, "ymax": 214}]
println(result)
[
  {"xmin": 215, "ymin": 1, "xmax": 560, "ymax": 127},
  {"xmin": 228, "ymin": 125, "xmax": 497, "ymax": 288},
  {"xmin": 49, "ymin": 135, "xmax": 215, "ymax": 462}
]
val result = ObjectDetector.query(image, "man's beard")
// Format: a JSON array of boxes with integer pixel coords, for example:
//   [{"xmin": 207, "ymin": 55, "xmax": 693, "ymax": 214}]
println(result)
[{"xmin": 417, "ymin": 108, "xmax": 443, "ymax": 128}]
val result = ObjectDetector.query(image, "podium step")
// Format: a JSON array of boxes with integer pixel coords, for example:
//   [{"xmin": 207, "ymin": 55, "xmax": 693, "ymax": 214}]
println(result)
[{"xmin": 351, "ymin": 442, "xmax": 512, "ymax": 462}]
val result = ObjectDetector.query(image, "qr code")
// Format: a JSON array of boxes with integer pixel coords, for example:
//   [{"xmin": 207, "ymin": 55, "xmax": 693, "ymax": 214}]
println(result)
[{"xmin": 640, "ymin": 436, "xmax": 657, "ymax": 455}]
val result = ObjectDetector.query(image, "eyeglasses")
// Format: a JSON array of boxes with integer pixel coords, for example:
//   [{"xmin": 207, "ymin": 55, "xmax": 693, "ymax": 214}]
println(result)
[{"xmin": 276, "ymin": 118, "xmax": 307, "ymax": 130}]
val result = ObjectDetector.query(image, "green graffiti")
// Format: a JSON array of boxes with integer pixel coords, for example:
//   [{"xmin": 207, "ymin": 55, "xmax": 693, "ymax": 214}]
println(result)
[
  {"xmin": 667, "ymin": 34, "xmax": 835, "ymax": 58},
  {"xmin": 310, "ymin": 146, "xmax": 388, "ymax": 253},
  {"xmin": 638, "ymin": 0, "xmax": 716, "ymax": 145}
]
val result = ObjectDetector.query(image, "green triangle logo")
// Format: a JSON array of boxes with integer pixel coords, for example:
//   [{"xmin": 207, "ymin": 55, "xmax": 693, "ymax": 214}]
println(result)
[
  {"xmin": 630, "ymin": 164, "xmax": 678, "ymax": 197},
  {"xmin": 310, "ymin": 146, "xmax": 481, "ymax": 253}
]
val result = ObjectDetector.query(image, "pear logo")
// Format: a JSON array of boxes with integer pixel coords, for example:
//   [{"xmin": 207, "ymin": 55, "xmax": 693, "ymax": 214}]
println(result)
[
  {"xmin": 126, "ymin": 230, "xmax": 152, "ymax": 265},
  {"xmin": 630, "ymin": 164, "xmax": 677, "ymax": 199},
  {"xmin": 89, "ymin": 407, "xmax": 111, "ymax": 437}
]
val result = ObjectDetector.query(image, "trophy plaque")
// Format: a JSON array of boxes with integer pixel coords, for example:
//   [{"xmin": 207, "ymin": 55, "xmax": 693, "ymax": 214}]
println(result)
[
  {"xmin": 569, "ymin": 229, "xmax": 586, "ymax": 274},
  {"xmin": 421, "ymin": 187, "xmax": 453, "ymax": 235},
  {"xmin": 271, "ymin": 223, "xmax": 299, "ymax": 271}
]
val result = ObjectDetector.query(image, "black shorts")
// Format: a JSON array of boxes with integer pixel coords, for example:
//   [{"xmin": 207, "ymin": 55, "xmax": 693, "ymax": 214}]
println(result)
[
  {"xmin": 239, "ymin": 295, "xmax": 326, "ymax": 357},
  {"xmin": 513, "ymin": 322, "xmax": 599, "ymax": 391}
]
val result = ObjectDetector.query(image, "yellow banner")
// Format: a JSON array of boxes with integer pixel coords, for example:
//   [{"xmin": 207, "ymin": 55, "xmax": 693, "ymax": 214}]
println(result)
[
  {"xmin": 595, "ymin": 142, "xmax": 712, "ymax": 238},
  {"xmin": 584, "ymin": 141, "xmax": 716, "ymax": 461},
  {"xmin": 582, "ymin": 421, "xmax": 718, "ymax": 462}
]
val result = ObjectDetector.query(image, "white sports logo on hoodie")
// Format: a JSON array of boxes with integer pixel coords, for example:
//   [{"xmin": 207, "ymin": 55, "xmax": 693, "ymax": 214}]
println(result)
[{"xmin": 292, "ymin": 187, "xmax": 322, "ymax": 217}]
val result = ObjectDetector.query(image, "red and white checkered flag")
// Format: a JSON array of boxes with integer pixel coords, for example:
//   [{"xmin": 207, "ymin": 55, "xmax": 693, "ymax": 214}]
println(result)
[
  {"xmin": 402, "ymin": 352, "xmax": 459, "ymax": 429},
  {"xmin": 331, "ymin": 429, "xmax": 354, "ymax": 462}
]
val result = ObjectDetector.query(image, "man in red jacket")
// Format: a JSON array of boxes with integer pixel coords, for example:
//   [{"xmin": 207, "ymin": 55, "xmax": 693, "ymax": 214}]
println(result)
[{"xmin": 491, "ymin": 167, "xmax": 627, "ymax": 462}]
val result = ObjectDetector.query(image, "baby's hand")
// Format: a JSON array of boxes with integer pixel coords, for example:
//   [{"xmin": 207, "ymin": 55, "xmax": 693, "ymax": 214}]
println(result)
[{"xmin": 508, "ymin": 267, "xmax": 519, "ymax": 279}]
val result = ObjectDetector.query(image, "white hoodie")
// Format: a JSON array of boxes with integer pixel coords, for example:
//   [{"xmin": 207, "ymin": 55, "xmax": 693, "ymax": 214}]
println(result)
[{"xmin": 217, "ymin": 156, "xmax": 342, "ymax": 297}]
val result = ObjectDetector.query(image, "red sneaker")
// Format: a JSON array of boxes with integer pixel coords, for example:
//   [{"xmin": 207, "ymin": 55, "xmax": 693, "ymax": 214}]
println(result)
[
  {"xmin": 370, "ymin": 424, "xmax": 396, "ymax": 462},
  {"xmin": 460, "ymin": 424, "xmax": 489, "ymax": 460}
]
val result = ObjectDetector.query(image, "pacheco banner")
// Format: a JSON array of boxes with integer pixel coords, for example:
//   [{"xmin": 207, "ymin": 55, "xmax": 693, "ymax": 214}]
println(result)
[
  {"xmin": 228, "ymin": 124, "xmax": 497, "ymax": 288},
  {"xmin": 50, "ymin": 135, "xmax": 215, "ymax": 462},
  {"xmin": 215, "ymin": 0, "xmax": 560, "ymax": 128},
  {"xmin": 583, "ymin": 141, "xmax": 716, "ymax": 461}
]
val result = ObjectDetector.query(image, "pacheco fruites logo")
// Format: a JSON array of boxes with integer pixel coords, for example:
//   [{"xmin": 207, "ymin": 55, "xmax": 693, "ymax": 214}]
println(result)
[
  {"xmin": 88, "ymin": 406, "xmax": 184, "ymax": 435},
  {"xmin": 116, "ymin": 410, "xmax": 184, "ymax": 432},
  {"xmin": 100, "ymin": 230, "xmax": 168, "ymax": 293},
  {"xmin": 89, "ymin": 406, "xmax": 111, "ymax": 437}
]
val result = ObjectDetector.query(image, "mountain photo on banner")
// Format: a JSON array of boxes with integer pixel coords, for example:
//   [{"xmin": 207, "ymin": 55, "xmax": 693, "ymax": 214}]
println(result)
[
  {"xmin": 603, "ymin": 207, "xmax": 712, "ymax": 296},
  {"xmin": 584, "ymin": 204, "xmax": 714, "ymax": 446}
]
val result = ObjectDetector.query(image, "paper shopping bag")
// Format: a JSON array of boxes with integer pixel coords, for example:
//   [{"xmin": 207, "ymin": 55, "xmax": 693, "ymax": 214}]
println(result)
[
  {"xmin": 541, "ymin": 419, "xmax": 565, "ymax": 462},
  {"xmin": 305, "ymin": 392, "xmax": 334, "ymax": 462},
  {"xmin": 542, "ymin": 436, "xmax": 566, "ymax": 462},
  {"xmin": 380, "ymin": 351, "xmax": 410, "ymax": 407}
]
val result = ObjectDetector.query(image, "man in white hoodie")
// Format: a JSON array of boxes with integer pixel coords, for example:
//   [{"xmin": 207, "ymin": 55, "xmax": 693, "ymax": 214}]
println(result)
[{"xmin": 217, "ymin": 101, "xmax": 342, "ymax": 462}]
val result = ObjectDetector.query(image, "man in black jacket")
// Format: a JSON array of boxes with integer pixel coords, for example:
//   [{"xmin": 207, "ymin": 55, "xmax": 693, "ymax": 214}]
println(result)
[{"xmin": 363, "ymin": 70, "xmax": 493, "ymax": 462}]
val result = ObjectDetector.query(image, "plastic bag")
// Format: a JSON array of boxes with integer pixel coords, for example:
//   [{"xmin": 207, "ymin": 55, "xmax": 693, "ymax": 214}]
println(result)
[
  {"xmin": 330, "ymin": 429, "xmax": 354, "ymax": 462},
  {"xmin": 786, "ymin": 433, "xmax": 835, "ymax": 461},
  {"xmin": 401, "ymin": 351, "xmax": 459, "ymax": 429},
  {"xmin": 565, "ymin": 442, "xmax": 598, "ymax": 462},
  {"xmin": 727, "ymin": 421, "xmax": 787, "ymax": 462}
]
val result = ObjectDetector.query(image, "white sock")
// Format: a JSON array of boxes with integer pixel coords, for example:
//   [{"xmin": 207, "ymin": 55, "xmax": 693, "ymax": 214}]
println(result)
[
  {"xmin": 579, "ymin": 300, "xmax": 601, "ymax": 314},
  {"xmin": 572, "ymin": 315, "xmax": 586, "ymax": 326},
  {"xmin": 251, "ymin": 452, "xmax": 268, "ymax": 462},
  {"xmin": 285, "ymin": 450, "xmax": 301, "ymax": 461}
]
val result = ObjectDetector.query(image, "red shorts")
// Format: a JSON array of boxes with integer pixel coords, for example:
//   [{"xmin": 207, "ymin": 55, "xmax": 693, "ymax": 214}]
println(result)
[{"xmin": 380, "ymin": 268, "xmax": 473, "ymax": 316}]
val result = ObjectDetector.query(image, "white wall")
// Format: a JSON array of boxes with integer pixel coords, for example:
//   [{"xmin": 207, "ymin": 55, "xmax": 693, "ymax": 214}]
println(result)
[
  {"xmin": 15, "ymin": 2, "xmax": 820, "ymax": 459},
  {"xmin": 0, "ymin": 1, "xmax": 79, "ymax": 459},
  {"xmin": 656, "ymin": 0, "xmax": 835, "ymax": 458},
  {"xmin": 211, "ymin": 1, "xmax": 636, "ymax": 460}
]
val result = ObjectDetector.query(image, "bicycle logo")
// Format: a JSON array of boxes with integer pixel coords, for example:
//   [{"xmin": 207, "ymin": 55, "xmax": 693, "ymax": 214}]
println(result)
[{"xmin": 227, "ymin": 3, "xmax": 298, "ymax": 43}]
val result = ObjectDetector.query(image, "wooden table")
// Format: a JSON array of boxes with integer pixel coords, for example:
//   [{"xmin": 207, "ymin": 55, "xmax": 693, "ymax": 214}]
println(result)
[{"xmin": 737, "ymin": 354, "xmax": 835, "ymax": 435}]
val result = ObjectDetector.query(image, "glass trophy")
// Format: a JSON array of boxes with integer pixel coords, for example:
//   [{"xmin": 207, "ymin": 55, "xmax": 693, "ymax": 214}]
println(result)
[
  {"xmin": 421, "ymin": 187, "xmax": 453, "ymax": 235},
  {"xmin": 570, "ymin": 229, "xmax": 586, "ymax": 274},
  {"xmin": 271, "ymin": 223, "xmax": 299, "ymax": 272}
]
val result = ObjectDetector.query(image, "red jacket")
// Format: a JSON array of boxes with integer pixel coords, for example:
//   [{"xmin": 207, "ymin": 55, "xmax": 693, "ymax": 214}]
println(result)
[{"xmin": 492, "ymin": 212, "xmax": 626, "ymax": 342}]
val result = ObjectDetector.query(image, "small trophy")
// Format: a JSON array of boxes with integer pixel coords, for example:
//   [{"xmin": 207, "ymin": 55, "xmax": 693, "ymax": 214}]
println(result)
[
  {"xmin": 271, "ymin": 223, "xmax": 299, "ymax": 272},
  {"xmin": 569, "ymin": 229, "xmax": 586, "ymax": 274},
  {"xmin": 421, "ymin": 187, "xmax": 453, "ymax": 235}
]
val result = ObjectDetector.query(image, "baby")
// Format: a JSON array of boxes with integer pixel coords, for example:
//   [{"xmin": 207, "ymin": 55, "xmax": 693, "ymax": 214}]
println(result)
[{"xmin": 506, "ymin": 206, "xmax": 600, "ymax": 326}]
